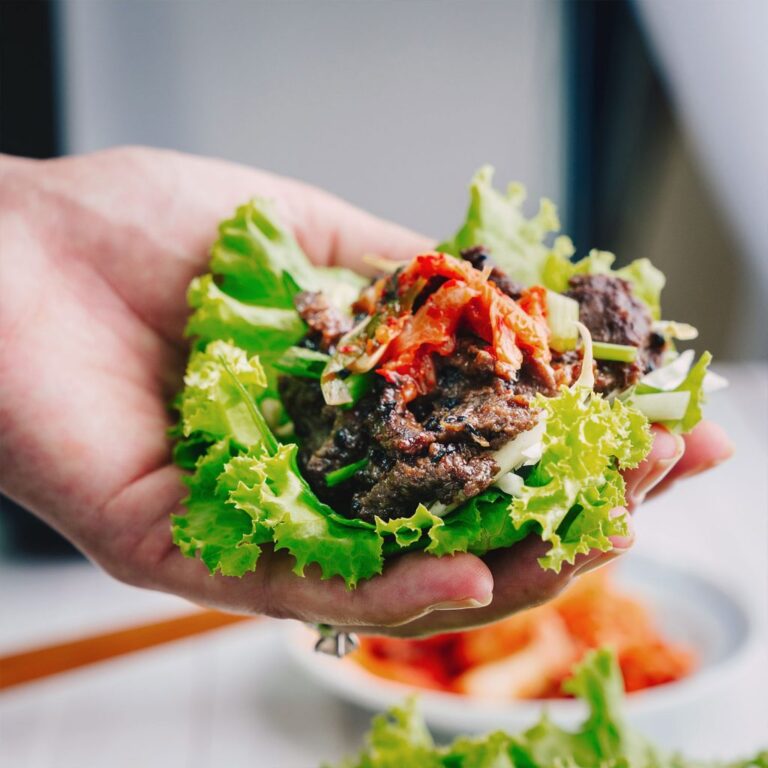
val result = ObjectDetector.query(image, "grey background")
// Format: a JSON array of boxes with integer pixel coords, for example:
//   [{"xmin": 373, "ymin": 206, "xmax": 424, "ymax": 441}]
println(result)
[{"xmin": 59, "ymin": 0, "xmax": 564, "ymax": 238}]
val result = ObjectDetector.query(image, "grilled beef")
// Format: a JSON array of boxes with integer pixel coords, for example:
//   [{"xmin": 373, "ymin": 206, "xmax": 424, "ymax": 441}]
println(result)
[
  {"xmin": 566, "ymin": 274, "xmax": 665, "ymax": 392},
  {"xmin": 294, "ymin": 290, "xmax": 352, "ymax": 352},
  {"xmin": 278, "ymin": 339, "xmax": 542, "ymax": 522},
  {"xmin": 279, "ymin": 262, "xmax": 665, "ymax": 522}
]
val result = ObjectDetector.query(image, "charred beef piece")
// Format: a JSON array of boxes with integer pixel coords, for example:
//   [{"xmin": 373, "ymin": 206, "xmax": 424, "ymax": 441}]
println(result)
[
  {"xmin": 566, "ymin": 274, "xmax": 651, "ymax": 346},
  {"xmin": 460, "ymin": 246, "xmax": 525, "ymax": 300},
  {"xmin": 278, "ymin": 338, "xmax": 542, "ymax": 522},
  {"xmin": 277, "ymin": 377, "xmax": 335, "ymax": 456},
  {"xmin": 294, "ymin": 291, "xmax": 352, "ymax": 352},
  {"xmin": 351, "ymin": 449, "xmax": 497, "ymax": 521},
  {"xmin": 566, "ymin": 274, "xmax": 665, "ymax": 392},
  {"xmin": 419, "ymin": 343, "xmax": 540, "ymax": 450}
]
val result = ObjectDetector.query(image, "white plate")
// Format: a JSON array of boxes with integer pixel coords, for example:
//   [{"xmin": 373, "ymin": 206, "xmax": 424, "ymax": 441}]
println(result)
[{"xmin": 285, "ymin": 554, "xmax": 758, "ymax": 738}]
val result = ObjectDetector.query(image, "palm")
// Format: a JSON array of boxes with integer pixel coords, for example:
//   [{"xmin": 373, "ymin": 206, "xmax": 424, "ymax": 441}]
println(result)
[{"xmin": 0, "ymin": 148, "xmax": 730, "ymax": 635}]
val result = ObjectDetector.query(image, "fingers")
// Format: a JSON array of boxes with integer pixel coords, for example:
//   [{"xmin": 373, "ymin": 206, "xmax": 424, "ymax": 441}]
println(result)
[
  {"xmin": 647, "ymin": 420, "xmax": 733, "ymax": 499},
  {"xmin": 133, "ymin": 519, "xmax": 494, "ymax": 629},
  {"xmin": 280, "ymin": 187, "xmax": 433, "ymax": 271},
  {"xmin": 255, "ymin": 549, "xmax": 494, "ymax": 627},
  {"xmin": 622, "ymin": 421, "xmax": 734, "ymax": 509},
  {"xmin": 623, "ymin": 425, "xmax": 685, "ymax": 509},
  {"xmin": 32, "ymin": 147, "xmax": 431, "ymax": 342},
  {"xmin": 352, "ymin": 511, "xmax": 634, "ymax": 638}
]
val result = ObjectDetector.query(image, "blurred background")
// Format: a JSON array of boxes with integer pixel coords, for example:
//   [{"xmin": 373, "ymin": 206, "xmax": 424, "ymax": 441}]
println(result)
[{"xmin": 1, "ymin": 1, "xmax": 766, "ymax": 762}]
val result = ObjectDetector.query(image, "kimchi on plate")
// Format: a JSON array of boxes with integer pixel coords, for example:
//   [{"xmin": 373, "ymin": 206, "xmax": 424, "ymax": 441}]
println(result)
[{"xmin": 352, "ymin": 568, "xmax": 695, "ymax": 700}]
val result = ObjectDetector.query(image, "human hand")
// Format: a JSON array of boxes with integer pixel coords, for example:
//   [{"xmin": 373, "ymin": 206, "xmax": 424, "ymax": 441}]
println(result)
[{"xmin": 0, "ymin": 147, "xmax": 733, "ymax": 636}]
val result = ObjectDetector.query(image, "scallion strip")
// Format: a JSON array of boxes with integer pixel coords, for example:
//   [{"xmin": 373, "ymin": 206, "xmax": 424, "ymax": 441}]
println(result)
[
  {"xmin": 273, "ymin": 346, "xmax": 330, "ymax": 379},
  {"xmin": 340, "ymin": 373, "xmax": 373, "ymax": 407},
  {"xmin": 546, "ymin": 291, "xmax": 579, "ymax": 352},
  {"xmin": 592, "ymin": 341, "xmax": 639, "ymax": 363},
  {"xmin": 325, "ymin": 457, "xmax": 370, "ymax": 487}
]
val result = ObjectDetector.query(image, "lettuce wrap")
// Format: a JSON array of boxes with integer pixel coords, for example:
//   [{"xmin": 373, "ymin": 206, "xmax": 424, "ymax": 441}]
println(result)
[{"xmin": 171, "ymin": 168, "xmax": 715, "ymax": 588}]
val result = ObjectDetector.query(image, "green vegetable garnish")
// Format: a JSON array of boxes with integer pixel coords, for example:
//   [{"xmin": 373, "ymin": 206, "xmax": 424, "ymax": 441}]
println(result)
[
  {"xmin": 592, "ymin": 341, "xmax": 639, "ymax": 363},
  {"xmin": 326, "ymin": 458, "xmax": 370, "ymax": 487},
  {"xmin": 273, "ymin": 346, "xmax": 331, "ymax": 379},
  {"xmin": 545, "ymin": 290, "xmax": 579, "ymax": 352}
]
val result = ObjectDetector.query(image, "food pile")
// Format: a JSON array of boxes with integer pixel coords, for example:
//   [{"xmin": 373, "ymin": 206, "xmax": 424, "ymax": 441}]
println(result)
[
  {"xmin": 171, "ymin": 168, "xmax": 717, "ymax": 587},
  {"xmin": 352, "ymin": 568, "xmax": 695, "ymax": 698}
]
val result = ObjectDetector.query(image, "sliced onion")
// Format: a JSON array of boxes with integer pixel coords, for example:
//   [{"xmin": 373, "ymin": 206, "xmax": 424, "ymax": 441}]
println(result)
[
  {"xmin": 495, "ymin": 472, "xmax": 525, "ymax": 497},
  {"xmin": 631, "ymin": 391, "xmax": 691, "ymax": 421},
  {"xmin": 640, "ymin": 349, "xmax": 694, "ymax": 391},
  {"xmin": 320, "ymin": 376, "xmax": 353, "ymax": 406},
  {"xmin": 492, "ymin": 417, "xmax": 547, "ymax": 478},
  {"xmin": 652, "ymin": 320, "xmax": 699, "ymax": 341},
  {"xmin": 573, "ymin": 321, "xmax": 595, "ymax": 392}
]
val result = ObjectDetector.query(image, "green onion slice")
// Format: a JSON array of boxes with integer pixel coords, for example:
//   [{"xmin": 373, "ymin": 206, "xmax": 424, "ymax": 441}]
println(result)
[
  {"xmin": 592, "ymin": 341, "xmax": 639, "ymax": 363},
  {"xmin": 325, "ymin": 457, "xmax": 370, "ymax": 487},
  {"xmin": 546, "ymin": 291, "xmax": 580, "ymax": 352},
  {"xmin": 273, "ymin": 346, "xmax": 330, "ymax": 379}
]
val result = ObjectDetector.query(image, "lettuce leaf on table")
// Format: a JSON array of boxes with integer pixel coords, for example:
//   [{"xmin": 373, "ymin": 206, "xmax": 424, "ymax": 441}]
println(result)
[{"xmin": 329, "ymin": 649, "xmax": 768, "ymax": 768}]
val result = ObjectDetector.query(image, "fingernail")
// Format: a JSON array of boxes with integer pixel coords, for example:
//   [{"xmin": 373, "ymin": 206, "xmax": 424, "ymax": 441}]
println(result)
[
  {"xmin": 608, "ymin": 533, "xmax": 634, "ymax": 552},
  {"xmin": 429, "ymin": 597, "xmax": 490, "ymax": 611},
  {"xmin": 606, "ymin": 508, "xmax": 634, "ymax": 551},
  {"xmin": 577, "ymin": 551, "xmax": 621, "ymax": 576},
  {"xmin": 633, "ymin": 433, "xmax": 685, "ymax": 504}
]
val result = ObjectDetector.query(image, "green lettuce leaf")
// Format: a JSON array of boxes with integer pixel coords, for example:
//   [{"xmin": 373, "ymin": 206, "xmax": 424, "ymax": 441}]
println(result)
[
  {"xmin": 186, "ymin": 273, "xmax": 306, "ymax": 356},
  {"xmin": 443, "ymin": 733, "xmax": 515, "ymax": 768},
  {"xmin": 330, "ymin": 649, "xmax": 767, "ymax": 768},
  {"xmin": 375, "ymin": 504, "xmax": 439, "ymax": 549},
  {"xmin": 510, "ymin": 387, "xmax": 652, "ymax": 572},
  {"xmin": 426, "ymin": 490, "xmax": 531, "ymax": 558},
  {"xmin": 211, "ymin": 199, "xmax": 367, "ymax": 310},
  {"xmin": 542, "ymin": 247, "xmax": 615, "ymax": 293},
  {"xmin": 439, "ymin": 165, "xmax": 574, "ymax": 288},
  {"xmin": 514, "ymin": 649, "xmax": 663, "ymax": 766},
  {"xmin": 225, "ymin": 444, "xmax": 383, "ymax": 588},
  {"xmin": 635, "ymin": 351, "xmax": 712, "ymax": 434},
  {"xmin": 186, "ymin": 199, "xmax": 367, "ymax": 401},
  {"xmin": 441, "ymin": 167, "xmax": 666, "ymax": 318},
  {"xmin": 171, "ymin": 440, "xmax": 268, "ymax": 576},
  {"xmin": 335, "ymin": 699, "xmax": 442, "ymax": 768},
  {"xmin": 175, "ymin": 339, "xmax": 382, "ymax": 588},
  {"xmin": 179, "ymin": 339, "xmax": 279, "ymax": 450}
]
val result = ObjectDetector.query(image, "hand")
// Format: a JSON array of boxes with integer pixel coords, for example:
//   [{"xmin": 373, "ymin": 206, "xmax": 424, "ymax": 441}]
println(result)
[{"xmin": 0, "ymin": 147, "xmax": 733, "ymax": 636}]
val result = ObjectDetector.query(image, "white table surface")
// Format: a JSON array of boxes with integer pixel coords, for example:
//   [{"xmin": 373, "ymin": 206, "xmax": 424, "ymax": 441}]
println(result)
[{"xmin": 1, "ymin": 363, "xmax": 766, "ymax": 766}]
